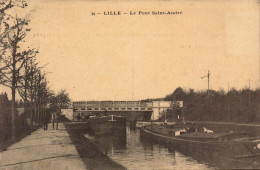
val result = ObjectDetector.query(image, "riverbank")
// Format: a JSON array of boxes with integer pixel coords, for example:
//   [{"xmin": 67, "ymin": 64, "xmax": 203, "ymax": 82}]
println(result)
[{"xmin": 64, "ymin": 122, "xmax": 126, "ymax": 170}]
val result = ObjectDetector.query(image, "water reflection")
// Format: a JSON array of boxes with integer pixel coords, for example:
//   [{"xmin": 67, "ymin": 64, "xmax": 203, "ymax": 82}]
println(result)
[
  {"xmin": 140, "ymin": 136, "xmax": 218, "ymax": 169},
  {"xmin": 85, "ymin": 126, "xmax": 214, "ymax": 169}
]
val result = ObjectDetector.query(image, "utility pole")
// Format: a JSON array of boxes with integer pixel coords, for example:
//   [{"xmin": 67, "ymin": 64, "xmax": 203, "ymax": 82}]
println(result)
[
  {"xmin": 248, "ymin": 78, "xmax": 251, "ymax": 101},
  {"xmin": 201, "ymin": 70, "xmax": 210, "ymax": 97},
  {"xmin": 249, "ymin": 78, "xmax": 251, "ymax": 89},
  {"xmin": 248, "ymin": 78, "xmax": 251, "ymax": 122},
  {"xmin": 201, "ymin": 70, "xmax": 211, "ymax": 120},
  {"xmin": 227, "ymin": 83, "xmax": 230, "ymax": 121}
]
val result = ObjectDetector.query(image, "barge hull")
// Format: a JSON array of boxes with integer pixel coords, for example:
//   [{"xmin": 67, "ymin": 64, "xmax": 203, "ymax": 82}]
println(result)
[{"xmin": 140, "ymin": 127, "xmax": 260, "ymax": 169}]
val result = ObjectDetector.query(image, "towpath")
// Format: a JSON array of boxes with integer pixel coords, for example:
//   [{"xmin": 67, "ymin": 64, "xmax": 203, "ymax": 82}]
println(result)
[{"xmin": 0, "ymin": 123, "xmax": 86, "ymax": 170}]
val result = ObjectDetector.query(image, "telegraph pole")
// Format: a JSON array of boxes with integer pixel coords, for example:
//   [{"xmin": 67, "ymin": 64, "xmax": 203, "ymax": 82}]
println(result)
[
  {"xmin": 201, "ymin": 70, "xmax": 210, "ymax": 97},
  {"xmin": 208, "ymin": 71, "xmax": 210, "ymax": 97},
  {"xmin": 227, "ymin": 83, "xmax": 230, "ymax": 121},
  {"xmin": 201, "ymin": 70, "xmax": 211, "ymax": 120}
]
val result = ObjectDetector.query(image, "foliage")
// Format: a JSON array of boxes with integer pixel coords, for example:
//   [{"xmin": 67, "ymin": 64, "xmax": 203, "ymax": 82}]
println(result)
[
  {"xmin": 163, "ymin": 87, "xmax": 260, "ymax": 123},
  {"xmin": 49, "ymin": 89, "xmax": 71, "ymax": 113}
]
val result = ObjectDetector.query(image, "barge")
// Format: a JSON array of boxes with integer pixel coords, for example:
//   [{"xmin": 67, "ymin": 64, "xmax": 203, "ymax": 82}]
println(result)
[
  {"xmin": 87, "ymin": 115, "xmax": 126, "ymax": 136},
  {"xmin": 140, "ymin": 123, "xmax": 260, "ymax": 169}
]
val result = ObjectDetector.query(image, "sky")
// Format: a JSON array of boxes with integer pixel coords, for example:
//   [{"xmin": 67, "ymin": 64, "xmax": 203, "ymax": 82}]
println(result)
[{"xmin": 0, "ymin": 0, "xmax": 259, "ymax": 101}]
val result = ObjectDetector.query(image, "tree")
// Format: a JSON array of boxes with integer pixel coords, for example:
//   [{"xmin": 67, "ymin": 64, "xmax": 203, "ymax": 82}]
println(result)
[
  {"xmin": 50, "ymin": 89, "xmax": 71, "ymax": 114},
  {"xmin": 0, "ymin": 16, "xmax": 34, "ymax": 140},
  {"xmin": 0, "ymin": 0, "xmax": 27, "ymax": 14},
  {"xmin": 0, "ymin": 0, "xmax": 28, "ymax": 44},
  {"xmin": 17, "ymin": 61, "xmax": 51, "ymax": 127},
  {"xmin": 56, "ymin": 89, "xmax": 70, "ymax": 109},
  {"xmin": 171, "ymin": 87, "xmax": 186, "ymax": 101}
]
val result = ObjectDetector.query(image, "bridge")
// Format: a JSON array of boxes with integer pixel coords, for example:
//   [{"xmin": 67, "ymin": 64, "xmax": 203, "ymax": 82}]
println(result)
[{"xmin": 72, "ymin": 101, "xmax": 171, "ymax": 121}]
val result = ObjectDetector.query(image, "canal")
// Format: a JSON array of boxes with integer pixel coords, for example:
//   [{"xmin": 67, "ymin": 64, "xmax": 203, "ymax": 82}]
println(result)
[{"xmin": 84, "ymin": 125, "xmax": 215, "ymax": 169}]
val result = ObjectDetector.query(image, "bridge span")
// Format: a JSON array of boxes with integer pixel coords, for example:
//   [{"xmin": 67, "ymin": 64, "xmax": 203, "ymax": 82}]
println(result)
[{"xmin": 72, "ymin": 101, "xmax": 171, "ymax": 121}]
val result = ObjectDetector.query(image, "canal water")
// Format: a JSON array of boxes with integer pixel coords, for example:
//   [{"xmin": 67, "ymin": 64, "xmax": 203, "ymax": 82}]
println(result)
[{"xmin": 84, "ymin": 125, "xmax": 216, "ymax": 169}]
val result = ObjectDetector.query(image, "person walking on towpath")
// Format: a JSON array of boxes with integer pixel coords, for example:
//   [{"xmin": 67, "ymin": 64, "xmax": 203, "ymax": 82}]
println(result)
[
  {"xmin": 51, "ymin": 112, "xmax": 59, "ymax": 130},
  {"xmin": 51, "ymin": 112, "xmax": 55, "ymax": 129},
  {"xmin": 77, "ymin": 113, "xmax": 81, "ymax": 122},
  {"xmin": 43, "ymin": 113, "xmax": 49, "ymax": 130},
  {"xmin": 55, "ymin": 112, "xmax": 59, "ymax": 129}
]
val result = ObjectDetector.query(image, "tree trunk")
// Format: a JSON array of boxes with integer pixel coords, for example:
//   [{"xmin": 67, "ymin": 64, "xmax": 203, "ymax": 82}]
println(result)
[
  {"xmin": 30, "ymin": 60, "xmax": 34, "ymax": 127},
  {"xmin": 24, "ymin": 63, "xmax": 28, "ymax": 123},
  {"xmin": 11, "ymin": 43, "xmax": 17, "ymax": 142},
  {"xmin": 35, "ymin": 102, "xmax": 37, "ymax": 125},
  {"xmin": 11, "ymin": 86, "xmax": 16, "ymax": 142}
]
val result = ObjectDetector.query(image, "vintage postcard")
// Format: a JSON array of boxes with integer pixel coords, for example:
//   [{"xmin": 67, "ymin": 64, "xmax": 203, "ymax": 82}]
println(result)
[{"xmin": 0, "ymin": 0, "xmax": 259, "ymax": 169}]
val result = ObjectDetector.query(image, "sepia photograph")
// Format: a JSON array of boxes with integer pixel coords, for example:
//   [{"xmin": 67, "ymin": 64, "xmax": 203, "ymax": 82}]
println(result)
[{"xmin": 0, "ymin": 0, "xmax": 259, "ymax": 169}]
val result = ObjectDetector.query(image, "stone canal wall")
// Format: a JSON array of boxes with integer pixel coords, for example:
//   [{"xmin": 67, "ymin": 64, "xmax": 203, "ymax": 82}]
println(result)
[{"xmin": 64, "ymin": 122, "xmax": 126, "ymax": 170}]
